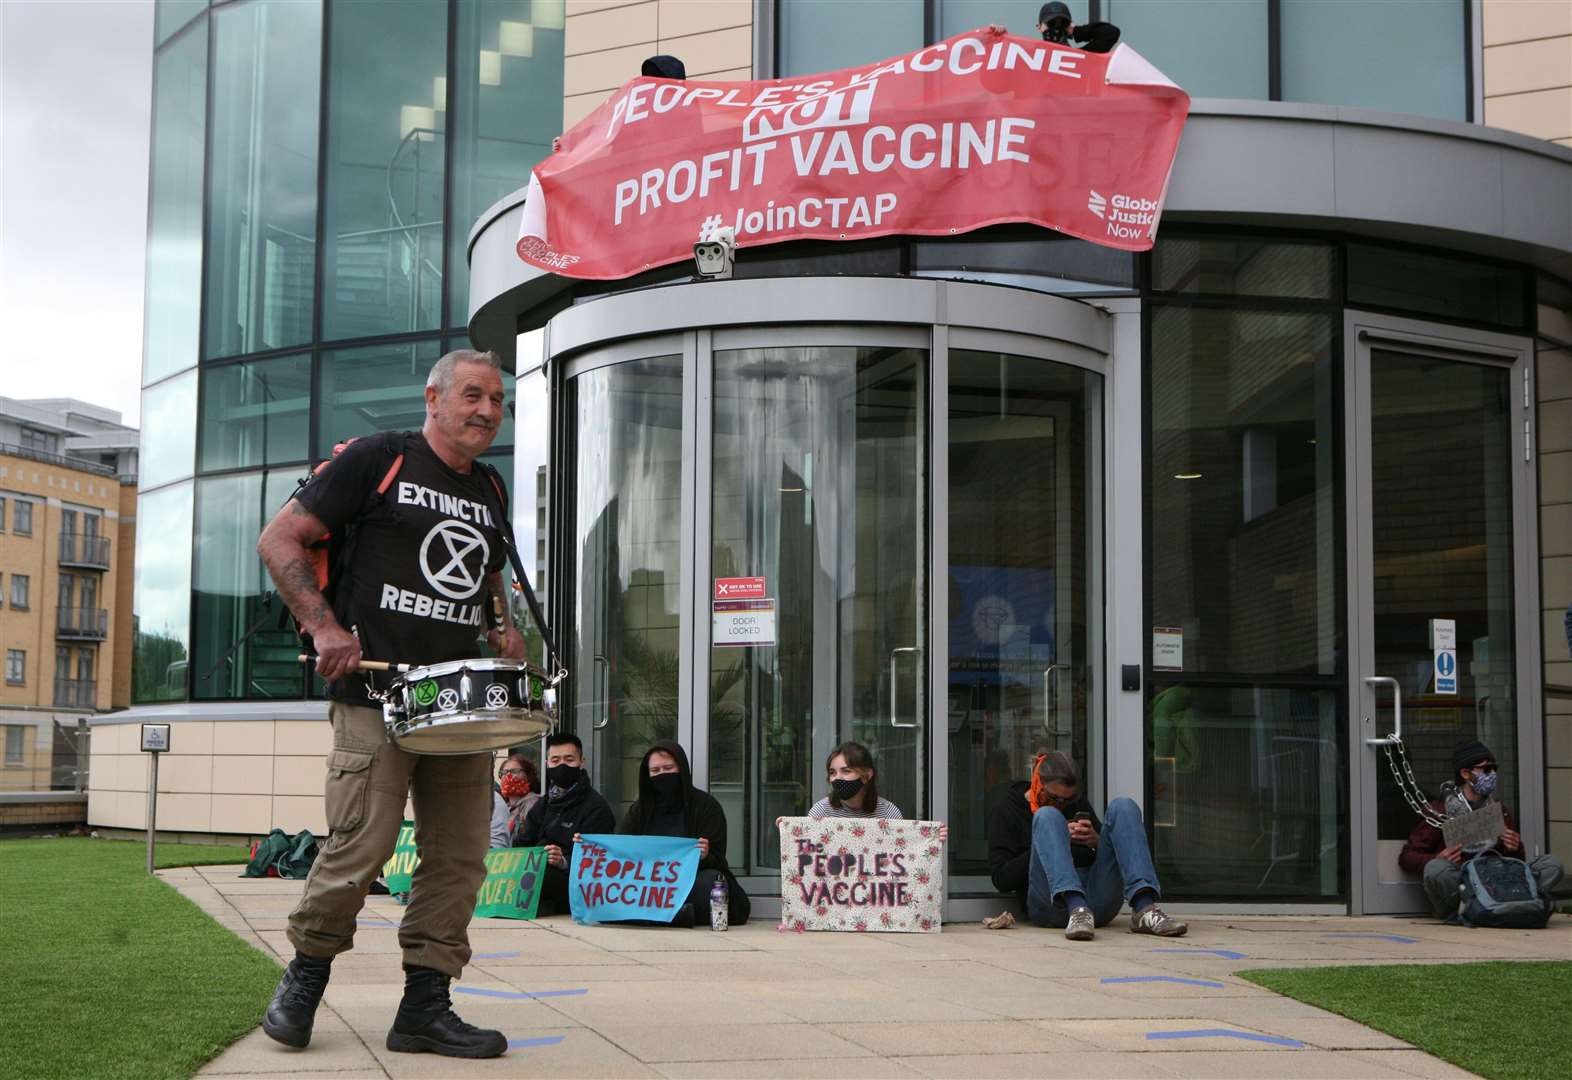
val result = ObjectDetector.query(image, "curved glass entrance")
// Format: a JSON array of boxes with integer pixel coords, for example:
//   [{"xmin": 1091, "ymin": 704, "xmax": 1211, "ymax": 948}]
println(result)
[{"xmin": 552, "ymin": 282, "xmax": 1111, "ymax": 908}]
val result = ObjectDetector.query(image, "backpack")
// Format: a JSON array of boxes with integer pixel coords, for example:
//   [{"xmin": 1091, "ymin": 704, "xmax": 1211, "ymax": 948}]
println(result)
[
  {"xmin": 1457, "ymin": 851, "xmax": 1552, "ymax": 928},
  {"xmin": 243, "ymin": 828, "xmax": 319, "ymax": 879}
]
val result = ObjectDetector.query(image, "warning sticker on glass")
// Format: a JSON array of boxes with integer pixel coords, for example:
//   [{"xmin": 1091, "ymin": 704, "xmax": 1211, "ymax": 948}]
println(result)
[{"xmin": 713, "ymin": 598, "xmax": 777, "ymax": 647}]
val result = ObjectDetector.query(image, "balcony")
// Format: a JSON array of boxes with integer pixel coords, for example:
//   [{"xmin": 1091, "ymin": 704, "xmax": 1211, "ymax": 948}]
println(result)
[
  {"xmin": 56, "ymin": 607, "xmax": 108, "ymax": 641},
  {"xmin": 52, "ymin": 678, "xmax": 97, "ymax": 709},
  {"xmin": 58, "ymin": 532, "xmax": 111, "ymax": 570}
]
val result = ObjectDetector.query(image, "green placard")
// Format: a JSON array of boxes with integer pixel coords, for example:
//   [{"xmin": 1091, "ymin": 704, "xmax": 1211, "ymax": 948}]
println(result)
[
  {"xmin": 383, "ymin": 821, "xmax": 418, "ymax": 894},
  {"xmin": 475, "ymin": 846, "xmax": 547, "ymax": 920},
  {"xmin": 380, "ymin": 822, "xmax": 544, "ymax": 921}
]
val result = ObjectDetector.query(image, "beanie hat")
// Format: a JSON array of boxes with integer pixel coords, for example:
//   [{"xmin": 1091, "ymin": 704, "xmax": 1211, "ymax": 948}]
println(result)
[{"xmin": 1452, "ymin": 739, "xmax": 1492, "ymax": 775}]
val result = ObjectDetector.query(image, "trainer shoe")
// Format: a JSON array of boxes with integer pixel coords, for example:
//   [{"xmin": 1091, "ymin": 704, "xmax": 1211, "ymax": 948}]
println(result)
[
  {"xmin": 1064, "ymin": 906, "xmax": 1095, "ymax": 941},
  {"xmin": 1130, "ymin": 905, "xmax": 1188, "ymax": 937}
]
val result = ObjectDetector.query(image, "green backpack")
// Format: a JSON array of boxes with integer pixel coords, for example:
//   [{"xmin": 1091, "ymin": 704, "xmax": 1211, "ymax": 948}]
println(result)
[{"xmin": 243, "ymin": 828, "xmax": 320, "ymax": 879}]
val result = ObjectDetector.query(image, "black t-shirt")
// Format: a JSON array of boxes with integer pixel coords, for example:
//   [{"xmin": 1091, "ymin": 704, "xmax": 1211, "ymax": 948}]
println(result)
[{"xmin": 294, "ymin": 432, "xmax": 507, "ymax": 705}]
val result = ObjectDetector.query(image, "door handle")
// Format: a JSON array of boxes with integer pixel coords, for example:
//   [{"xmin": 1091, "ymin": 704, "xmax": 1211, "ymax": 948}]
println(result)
[
  {"xmin": 889, "ymin": 646, "xmax": 921, "ymax": 728},
  {"xmin": 1042, "ymin": 664, "xmax": 1072, "ymax": 736},
  {"xmin": 592, "ymin": 654, "xmax": 610, "ymax": 730},
  {"xmin": 1363, "ymin": 675, "xmax": 1402, "ymax": 745}
]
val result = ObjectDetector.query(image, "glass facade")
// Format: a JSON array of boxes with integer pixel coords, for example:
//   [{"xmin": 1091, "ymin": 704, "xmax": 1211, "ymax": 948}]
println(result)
[
  {"xmin": 134, "ymin": 0, "xmax": 563, "ymax": 702},
  {"xmin": 777, "ymin": 0, "xmax": 1468, "ymax": 120}
]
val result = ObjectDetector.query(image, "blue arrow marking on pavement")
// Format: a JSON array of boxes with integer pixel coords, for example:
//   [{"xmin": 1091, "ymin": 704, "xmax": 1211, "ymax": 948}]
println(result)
[
  {"xmin": 1323, "ymin": 933, "xmax": 1419, "ymax": 944},
  {"xmin": 508, "ymin": 1036, "xmax": 567, "ymax": 1049},
  {"xmin": 455, "ymin": 986, "xmax": 589, "ymax": 1000},
  {"xmin": 1147, "ymin": 1028, "xmax": 1303, "ymax": 1048},
  {"xmin": 1150, "ymin": 948, "xmax": 1248, "ymax": 959},
  {"xmin": 474, "ymin": 951, "xmax": 523, "ymax": 959},
  {"xmin": 1103, "ymin": 975, "xmax": 1227, "ymax": 988}
]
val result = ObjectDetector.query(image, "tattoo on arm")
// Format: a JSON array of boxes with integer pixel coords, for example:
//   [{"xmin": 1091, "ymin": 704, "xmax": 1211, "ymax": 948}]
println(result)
[
  {"xmin": 487, "ymin": 572, "xmax": 514, "ymax": 631},
  {"xmin": 271, "ymin": 552, "xmax": 334, "ymax": 634}
]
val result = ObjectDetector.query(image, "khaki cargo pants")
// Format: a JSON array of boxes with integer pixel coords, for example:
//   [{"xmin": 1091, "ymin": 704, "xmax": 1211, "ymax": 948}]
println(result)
[{"xmin": 286, "ymin": 702, "xmax": 491, "ymax": 977}]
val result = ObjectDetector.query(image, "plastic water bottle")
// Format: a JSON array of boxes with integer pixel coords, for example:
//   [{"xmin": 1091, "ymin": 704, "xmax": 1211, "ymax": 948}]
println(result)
[{"xmin": 709, "ymin": 877, "xmax": 729, "ymax": 931}]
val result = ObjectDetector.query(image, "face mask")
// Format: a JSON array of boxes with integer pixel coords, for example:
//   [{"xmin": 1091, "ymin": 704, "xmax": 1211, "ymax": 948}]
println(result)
[
  {"xmin": 499, "ymin": 773, "xmax": 530, "ymax": 800},
  {"xmin": 1471, "ymin": 770, "xmax": 1498, "ymax": 798},
  {"xmin": 546, "ymin": 764, "xmax": 581, "ymax": 792},
  {"xmin": 831, "ymin": 776, "xmax": 865, "ymax": 802},
  {"xmin": 650, "ymin": 772, "xmax": 682, "ymax": 799}
]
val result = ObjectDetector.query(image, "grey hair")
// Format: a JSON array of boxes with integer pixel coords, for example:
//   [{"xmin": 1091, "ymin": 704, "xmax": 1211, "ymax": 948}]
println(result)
[
  {"xmin": 1035, "ymin": 749, "xmax": 1079, "ymax": 788},
  {"xmin": 426, "ymin": 348, "xmax": 503, "ymax": 394}
]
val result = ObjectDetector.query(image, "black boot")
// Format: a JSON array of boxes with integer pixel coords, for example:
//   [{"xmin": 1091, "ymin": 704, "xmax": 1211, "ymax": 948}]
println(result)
[
  {"xmin": 386, "ymin": 965, "xmax": 507, "ymax": 1058},
  {"xmin": 262, "ymin": 952, "xmax": 333, "ymax": 1048}
]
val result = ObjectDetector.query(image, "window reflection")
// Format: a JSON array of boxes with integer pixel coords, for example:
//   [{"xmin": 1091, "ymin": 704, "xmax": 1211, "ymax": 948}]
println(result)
[
  {"xmin": 133, "ymin": 482, "xmax": 194, "ymax": 703},
  {"xmin": 1105, "ymin": 0, "xmax": 1268, "ymax": 99},
  {"xmin": 323, "ymin": 0, "xmax": 447, "ymax": 340},
  {"xmin": 144, "ymin": 25, "xmax": 207, "ymax": 384},
  {"xmin": 200, "ymin": 354, "xmax": 311, "ymax": 472},
  {"xmin": 448, "ymin": 0, "xmax": 565, "ymax": 324},
  {"xmin": 1281, "ymin": 0, "xmax": 1466, "ymax": 120},
  {"xmin": 192, "ymin": 471, "xmax": 300, "ymax": 699},
  {"xmin": 778, "ymin": 0, "xmax": 922, "ymax": 76},
  {"xmin": 205, "ymin": 0, "xmax": 322, "ymax": 359},
  {"xmin": 569, "ymin": 356, "xmax": 684, "ymax": 817},
  {"xmin": 140, "ymin": 370, "xmax": 199, "ymax": 490}
]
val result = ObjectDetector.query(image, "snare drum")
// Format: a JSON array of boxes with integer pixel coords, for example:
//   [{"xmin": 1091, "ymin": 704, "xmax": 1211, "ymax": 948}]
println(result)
[{"xmin": 382, "ymin": 658, "xmax": 556, "ymax": 755}]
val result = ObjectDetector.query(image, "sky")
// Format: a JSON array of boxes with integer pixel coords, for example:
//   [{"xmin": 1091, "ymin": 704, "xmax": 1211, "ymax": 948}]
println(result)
[{"xmin": 2, "ymin": 0, "xmax": 154, "ymax": 426}]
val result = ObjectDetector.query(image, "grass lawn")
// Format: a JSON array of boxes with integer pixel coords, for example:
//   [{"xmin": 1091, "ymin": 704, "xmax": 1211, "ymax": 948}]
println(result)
[
  {"xmin": 0, "ymin": 838, "xmax": 280, "ymax": 1080},
  {"xmin": 1240, "ymin": 960, "xmax": 1572, "ymax": 1080}
]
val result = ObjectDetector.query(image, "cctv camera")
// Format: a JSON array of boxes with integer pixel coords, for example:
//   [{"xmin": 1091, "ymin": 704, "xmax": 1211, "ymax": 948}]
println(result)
[{"xmin": 694, "ymin": 225, "xmax": 735, "ymax": 280}]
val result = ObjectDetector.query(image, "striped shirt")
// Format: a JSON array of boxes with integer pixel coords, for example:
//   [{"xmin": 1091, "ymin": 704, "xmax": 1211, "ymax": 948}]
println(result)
[{"xmin": 807, "ymin": 796, "xmax": 903, "ymax": 820}]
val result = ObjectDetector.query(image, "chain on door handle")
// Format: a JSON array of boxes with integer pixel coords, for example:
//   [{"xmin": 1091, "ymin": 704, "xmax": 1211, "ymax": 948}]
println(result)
[
  {"xmin": 1363, "ymin": 675, "xmax": 1402, "ymax": 745},
  {"xmin": 1042, "ymin": 664, "xmax": 1072, "ymax": 736},
  {"xmin": 889, "ymin": 646, "xmax": 921, "ymax": 729}
]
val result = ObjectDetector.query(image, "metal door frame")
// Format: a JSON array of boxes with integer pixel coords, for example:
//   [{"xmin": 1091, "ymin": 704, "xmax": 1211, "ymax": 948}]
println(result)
[
  {"xmin": 544, "ymin": 277, "xmax": 1116, "ymax": 917},
  {"xmin": 1344, "ymin": 309, "xmax": 1541, "ymax": 914}
]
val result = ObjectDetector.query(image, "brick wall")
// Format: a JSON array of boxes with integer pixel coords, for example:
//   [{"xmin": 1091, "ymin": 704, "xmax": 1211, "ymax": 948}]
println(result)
[{"xmin": 0, "ymin": 799, "xmax": 87, "ymax": 828}]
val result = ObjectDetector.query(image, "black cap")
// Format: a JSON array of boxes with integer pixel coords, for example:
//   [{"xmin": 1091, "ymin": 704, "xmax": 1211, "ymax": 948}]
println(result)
[
  {"xmin": 1452, "ymin": 739, "xmax": 1493, "ymax": 774},
  {"xmin": 1039, "ymin": 2, "xmax": 1072, "ymax": 22},
  {"xmin": 640, "ymin": 55, "xmax": 686, "ymax": 80}
]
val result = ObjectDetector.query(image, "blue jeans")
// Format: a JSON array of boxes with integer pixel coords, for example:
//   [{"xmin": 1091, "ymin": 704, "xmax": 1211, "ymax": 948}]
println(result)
[{"xmin": 1026, "ymin": 797, "xmax": 1161, "ymax": 928}]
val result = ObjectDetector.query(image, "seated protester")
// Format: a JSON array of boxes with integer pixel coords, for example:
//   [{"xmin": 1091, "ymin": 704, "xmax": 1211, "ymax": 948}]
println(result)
[
  {"xmin": 808, "ymin": 741, "xmax": 904, "ymax": 819},
  {"xmin": 617, "ymin": 740, "xmax": 751, "ymax": 927},
  {"xmin": 988, "ymin": 750, "xmax": 1187, "ymax": 941},
  {"xmin": 498, "ymin": 753, "xmax": 540, "ymax": 841},
  {"xmin": 489, "ymin": 789, "xmax": 511, "ymax": 849},
  {"xmin": 517, "ymin": 732, "xmax": 615, "ymax": 915},
  {"xmin": 1398, "ymin": 739, "xmax": 1564, "ymax": 922}
]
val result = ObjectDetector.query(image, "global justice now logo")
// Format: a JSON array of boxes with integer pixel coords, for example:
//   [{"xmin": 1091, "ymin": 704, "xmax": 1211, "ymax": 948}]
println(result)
[{"xmin": 1087, "ymin": 189, "xmax": 1157, "ymax": 240}]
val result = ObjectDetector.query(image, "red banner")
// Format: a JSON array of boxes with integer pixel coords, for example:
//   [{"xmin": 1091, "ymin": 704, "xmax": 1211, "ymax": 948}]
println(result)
[{"xmin": 517, "ymin": 30, "xmax": 1189, "ymax": 280}]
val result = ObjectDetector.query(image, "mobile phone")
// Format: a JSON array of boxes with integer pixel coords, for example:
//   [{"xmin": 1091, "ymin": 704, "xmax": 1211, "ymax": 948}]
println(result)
[{"xmin": 1074, "ymin": 812, "xmax": 1092, "ymax": 823}]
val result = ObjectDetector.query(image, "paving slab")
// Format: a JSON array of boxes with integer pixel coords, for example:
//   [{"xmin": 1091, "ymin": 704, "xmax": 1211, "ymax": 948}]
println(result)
[{"xmin": 175, "ymin": 869, "xmax": 1565, "ymax": 1080}]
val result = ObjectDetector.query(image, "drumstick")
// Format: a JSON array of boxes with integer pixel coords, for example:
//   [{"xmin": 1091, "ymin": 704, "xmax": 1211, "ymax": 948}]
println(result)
[{"xmin": 296, "ymin": 654, "xmax": 411, "ymax": 674}]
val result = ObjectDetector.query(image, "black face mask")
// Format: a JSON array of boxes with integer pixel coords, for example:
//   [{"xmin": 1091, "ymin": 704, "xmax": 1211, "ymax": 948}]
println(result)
[
  {"xmin": 650, "ymin": 772, "xmax": 682, "ymax": 800},
  {"xmin": 546, "ymin": 764, "xmax": 582, "ymax": 791},
  {"xmin": 831, "ymin": 776, "xmax": 865, "ymax": 802}
]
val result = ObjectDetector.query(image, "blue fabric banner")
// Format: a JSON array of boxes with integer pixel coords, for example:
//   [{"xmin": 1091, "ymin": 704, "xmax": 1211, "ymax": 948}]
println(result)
[{"xmin": 568, "ymin": 833, "xmax": 700, "ymax": 925}]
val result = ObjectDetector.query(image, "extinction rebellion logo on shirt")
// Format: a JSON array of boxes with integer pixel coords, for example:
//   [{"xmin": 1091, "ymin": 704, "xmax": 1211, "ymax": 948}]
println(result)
[{"xmin": 377, "ymin": 480, "xmax": 495, "ymax": 626}]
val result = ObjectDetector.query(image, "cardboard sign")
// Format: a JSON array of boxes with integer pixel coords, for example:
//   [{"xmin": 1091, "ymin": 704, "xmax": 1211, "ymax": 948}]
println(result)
[
  {"xmin": 380, "ymin": 821, "xmax": 547, "ymax": 920},
  {"xmin": 568, "ymin": 833, "xmax": 700, "ymax": 925},
  {"xmin": 517, "ymin": 31, "xmax": 1190, "ymax": 279},
  {"xmin": 383, "ymin": 821, "xmax": 419, "ymax": 894},
  {"xmin": 475, "ymin": 847, "xmax": 548, "ymax": 920},
  {"xmin": 713, "ymin": 598, "xmax": 777, "ymax": 646},
  {"xmin": 1442, "ymin": 800, "xmax": 1506, "ymax": 850},
  {"xmin": 779, "ymin": 817, "xmax": 944, "ymax": 933}
]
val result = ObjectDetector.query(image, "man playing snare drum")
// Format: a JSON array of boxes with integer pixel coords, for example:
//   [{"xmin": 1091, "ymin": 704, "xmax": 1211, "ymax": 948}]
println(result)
[{"xmin": 255, "ymin": 349, "xmax": 528, "ymax": 1059}]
